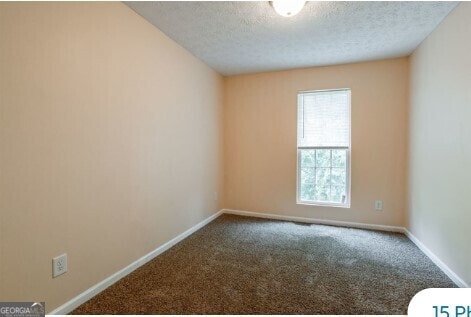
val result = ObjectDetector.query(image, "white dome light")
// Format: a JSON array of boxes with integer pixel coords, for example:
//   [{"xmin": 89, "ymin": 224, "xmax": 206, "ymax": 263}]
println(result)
[{"xmin": 271, "ymin": 0, "xmax": 306, "ymax": 17}]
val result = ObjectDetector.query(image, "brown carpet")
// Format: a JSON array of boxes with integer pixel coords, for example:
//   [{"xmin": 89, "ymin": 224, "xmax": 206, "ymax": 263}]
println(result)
[{"xmin": 71, "ymin": 214, "xmax": 455, "ymax": 314}]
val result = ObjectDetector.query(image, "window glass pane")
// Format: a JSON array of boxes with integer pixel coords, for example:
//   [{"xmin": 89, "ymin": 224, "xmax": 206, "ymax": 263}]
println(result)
[
  {"xmin": 332, "ymin": 149, "xmax": 347, "ymax": 168},
  {"xmin": 315, "ymin": 149, "xmax": 331, "ymax": 167},
  {"xmin": 300, "ymin": 184, "xmax": 315, "ymax": 201},
  {"xmin": 314, "ymin": 186, "xmax": 330, "ymax": 202},
  {"xmin": 315, "ymin": 167, "xmax": 331, "ymax": 186},
  {"xmin": 300, "ymin": 149, "xmax": 315, "ymax": 167},
  {"xmin": 331, "ymin": 185, "xmax": 346, "ymax": 203},
  {"xmin": 331, "ymin": 167, "xmax": 346, "ymax": 185},
  {"xmin": 298, "ymin": 149, "xmax": 349, "ymax": 205},
  {"xmin": 300, "ymin": 167, "xmax": 315, "ymax": 184}
]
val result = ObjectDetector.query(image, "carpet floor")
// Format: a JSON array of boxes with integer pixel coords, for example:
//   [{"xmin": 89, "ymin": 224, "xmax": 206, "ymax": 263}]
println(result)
[{"xmin": 71, "ymin": 214, "xmax": 455, "ymax": 314}]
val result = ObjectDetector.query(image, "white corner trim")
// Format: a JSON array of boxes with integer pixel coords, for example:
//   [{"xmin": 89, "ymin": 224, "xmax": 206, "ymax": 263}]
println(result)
[
  {"xmin": 49, "ymin": 209, "xmax": 224, "ymax": 315},
  {"xmin": 404, "ymin": 229, "xmax": 469, "ymax": 288},
  {"xmin": 223, "ymin": 209, "xmax": 406, "ymax": 233}
]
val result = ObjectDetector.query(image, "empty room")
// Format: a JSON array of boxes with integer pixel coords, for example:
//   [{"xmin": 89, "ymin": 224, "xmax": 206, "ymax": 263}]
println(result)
[{"xmin": 0, "ymin": 1, "xmax": 470, "ymax": 316}]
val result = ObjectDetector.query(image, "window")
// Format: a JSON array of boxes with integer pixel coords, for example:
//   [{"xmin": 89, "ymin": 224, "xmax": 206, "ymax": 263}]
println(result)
[{"xmin": 297, "ymin": 89, "xmax": 351, "ymax": 207}]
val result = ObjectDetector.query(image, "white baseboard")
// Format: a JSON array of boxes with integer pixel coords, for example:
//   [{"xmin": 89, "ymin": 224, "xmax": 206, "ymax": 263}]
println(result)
[
  {"xmin": 49, "ymin": 209, "xmax": 224, "ymax": 315},
  {"xmin": 404, "ymin": 229, "xmax": 469, "ymax": 288},
  {"xmin": 223, "ymin": 208, "xmax": 406, "ymax": 233}
]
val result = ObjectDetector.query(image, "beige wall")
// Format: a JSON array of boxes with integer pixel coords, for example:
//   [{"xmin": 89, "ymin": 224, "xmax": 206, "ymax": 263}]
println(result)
[
  {"xmin": 409, "ymin": 3, "xmax": 471, "ymax": 287},
  {"xmin": 224, "ymin": 58, "xmax": 409, "ymax": 227},
  {"xmin": 0, "ymin": 2, "xmax": 224, "ymax": 311}
]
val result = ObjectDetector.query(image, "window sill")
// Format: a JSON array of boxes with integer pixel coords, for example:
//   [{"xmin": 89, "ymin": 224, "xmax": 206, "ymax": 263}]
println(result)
[{"xmin": 297, "ymin": 200, "xmax": 351, "ymax": 209}]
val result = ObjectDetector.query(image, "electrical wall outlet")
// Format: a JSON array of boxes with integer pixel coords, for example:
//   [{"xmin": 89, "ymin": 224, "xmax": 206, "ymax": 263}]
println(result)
[
  {"xmin": 52, "ymin": 253, "xmax": 68, "ymax": 278},
  {"xmin": 214, "ymin": 191, "xmax": 218, "ymax": 201},
  {"xmin": 375, "ymin": 200, "xmax": 383, "ymax": 211}
]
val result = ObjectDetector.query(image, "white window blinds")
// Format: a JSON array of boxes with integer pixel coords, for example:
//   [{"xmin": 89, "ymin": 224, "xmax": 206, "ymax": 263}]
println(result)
[{"xmin": 297, "ymin": 89, "xmax": 351, "ymax": 148}]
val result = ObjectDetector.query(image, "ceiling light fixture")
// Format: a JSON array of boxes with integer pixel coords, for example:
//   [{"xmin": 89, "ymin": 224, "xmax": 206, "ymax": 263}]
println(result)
[{"xmin": 271, "ymin": 0, "xmax": 306, "ymax": 17}]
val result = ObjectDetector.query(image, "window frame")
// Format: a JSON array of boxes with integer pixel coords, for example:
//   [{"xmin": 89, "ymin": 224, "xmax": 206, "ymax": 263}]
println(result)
[{"xmin": 296, "ymin": 88, "xmax": 352, "ymax": 208}]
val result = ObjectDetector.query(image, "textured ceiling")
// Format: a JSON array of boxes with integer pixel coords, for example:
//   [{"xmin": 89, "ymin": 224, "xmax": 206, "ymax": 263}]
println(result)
[{"xmin": 125, "ymin": 1, "xmax": 458, "ymax": 76}]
